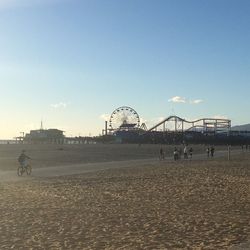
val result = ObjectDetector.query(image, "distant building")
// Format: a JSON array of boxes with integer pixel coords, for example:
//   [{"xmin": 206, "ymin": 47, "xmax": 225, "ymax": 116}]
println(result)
[{"xmin": 25, "ymin": 129, "xmax": 65, "ymax": 144}]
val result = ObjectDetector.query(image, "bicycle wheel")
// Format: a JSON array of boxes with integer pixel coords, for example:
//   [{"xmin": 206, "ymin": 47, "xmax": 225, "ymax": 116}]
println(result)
[
  {"xmin": 26, "ymin": 165, "xmax": 32, "ymax": 175},
  {"xmin": 17, "ymin": 166, "xmax": 24, "ymax": 176}
]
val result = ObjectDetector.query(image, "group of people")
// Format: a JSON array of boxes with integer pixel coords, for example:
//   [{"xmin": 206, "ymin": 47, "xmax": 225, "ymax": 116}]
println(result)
[
  {"xmin": 174, "ymin": 146, "xmax": 193, "ymax": 161},
  {"xmin": 159, "ymin": 146, "xmax": 193, "ymax": 161},
  {"xmin": 241, "ymin": 144, "xmax": 250, "ymax": 151},
  {"xmin": 159, "ymin": 145, "xmax": 217, "ymax": 161},
  {"xmin": 206, "ymin": 146, "xmax": 215, "ymax": 158}
]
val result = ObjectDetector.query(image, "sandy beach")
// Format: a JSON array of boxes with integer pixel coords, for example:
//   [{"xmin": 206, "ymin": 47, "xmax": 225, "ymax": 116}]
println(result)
[
  {"xmin": 0, "ymin": 144, "xmax": 237, "ymax": 171},
  {"xmin": 0, "ymin": 144, "xmax": 249, "ymax": 249}
]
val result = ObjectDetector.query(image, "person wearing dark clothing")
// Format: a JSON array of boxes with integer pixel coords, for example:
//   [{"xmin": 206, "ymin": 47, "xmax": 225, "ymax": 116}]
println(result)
[
  {"xmin": 189, "ymin": 147, "xmax": 193, "ymax": 159},
  {"xmin": 174, "ymin": 147, "xmax": 178, "ymax": 161},
  {"xmin": 18, "ymin": 150, "xmax": 31, "ymax": 168},
  {"xmin": 159, "ymin": 147, "xmax": 165, "ymax": 160},
  {"xmin": 206, "ymin": 147, "xmax": 210, "ymax": 158},
  {"xmin": 210, "ymin": 146, "xmax": 215, "ymax": 157}
]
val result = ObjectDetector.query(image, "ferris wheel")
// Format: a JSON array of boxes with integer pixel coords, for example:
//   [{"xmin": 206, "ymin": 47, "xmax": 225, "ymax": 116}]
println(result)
[{"xmin": 109, "ymin": 106, "xmax": 140, "ymax": 130}]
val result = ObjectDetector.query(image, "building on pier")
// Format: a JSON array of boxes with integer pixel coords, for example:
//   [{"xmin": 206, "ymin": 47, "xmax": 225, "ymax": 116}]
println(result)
[{"xmin": 25, "ymin": 128, "xmax": 65, "ymax": 144}]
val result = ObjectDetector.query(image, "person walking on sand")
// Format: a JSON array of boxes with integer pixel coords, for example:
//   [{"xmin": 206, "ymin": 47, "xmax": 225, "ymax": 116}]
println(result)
[
  {"xmin": 189, "ymin": 147, "xmax": 193, "ymax": 159},
  {"xmin": 184, "ymin": 146, "xmax": 188, "ymax": 159},
  {"xmin": 210, "ymin": 146, "xmax": 215, "ymax": 158},
  {"xmin": 174, "ymin": 147, "xmax": 178, "ymax": 161},
  {"xmin": 159, "ymin": 147, "xmax": 165, "ymax": 161},
  {"xmin": 206, "ymin": 147, "xmax": 210, "ymax": 158}
]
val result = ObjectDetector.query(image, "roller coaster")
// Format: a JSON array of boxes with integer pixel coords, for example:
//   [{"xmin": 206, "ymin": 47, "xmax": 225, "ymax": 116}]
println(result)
[
  {"xmin": 138, "ymin": 116, "xmax": 232, "ymax": 144},
  {"xmin": 145, "ymin": 116, "xmax": 231, "ymax": 134}
]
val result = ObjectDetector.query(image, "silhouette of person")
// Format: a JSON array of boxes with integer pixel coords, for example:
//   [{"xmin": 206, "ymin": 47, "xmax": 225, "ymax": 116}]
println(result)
[
  {"xmin": 174, "ymin": 147, "xmax": 178, "ymax": 161},
  {"xmin": 189, "ymin": 147, "xmax": 193, "ymax": 159},
  {"xmin": 206, "ymin": 147, "xmax": 210, "ymax": 158},
  {"xmin": 18, "ymin": 150, "xmax": 31, "ymax": 168},
  {"xmin": 184, "ymin": 146, "xmax": 188, "ymax": 159},
  {"xmin": 159, "ymin": 147, "xmax": 165, "ymax": 160},
  {"xmin": 210, "ymin": 146, "xmax": 215, "ymax": 157}
]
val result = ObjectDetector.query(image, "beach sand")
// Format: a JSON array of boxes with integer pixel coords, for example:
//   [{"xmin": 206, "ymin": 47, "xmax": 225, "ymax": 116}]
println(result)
[
  {"xmin": 0, "ymin": 148, "xmax": 249, "ymax": 249},
  {"xmin": 0, "ymin": 143, "xmax": 236, "ymax": 171}
]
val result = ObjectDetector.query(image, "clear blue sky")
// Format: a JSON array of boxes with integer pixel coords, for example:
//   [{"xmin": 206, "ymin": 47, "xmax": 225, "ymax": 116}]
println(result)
[{"xmin": 0, "ymin": 0, "xmax": 249, "ymax": 139}]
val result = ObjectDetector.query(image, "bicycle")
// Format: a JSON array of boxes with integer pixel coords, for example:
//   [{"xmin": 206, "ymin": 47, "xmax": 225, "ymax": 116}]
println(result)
[{"xmin": 17, "ymin": 164, "xmax": 32, "ymax": 176}]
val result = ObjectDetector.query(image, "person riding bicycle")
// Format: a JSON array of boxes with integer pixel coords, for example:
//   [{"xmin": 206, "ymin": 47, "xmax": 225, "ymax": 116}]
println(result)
[{"xmin": 18, "ymin": 150, "xmax": 31, "ymax": 168}]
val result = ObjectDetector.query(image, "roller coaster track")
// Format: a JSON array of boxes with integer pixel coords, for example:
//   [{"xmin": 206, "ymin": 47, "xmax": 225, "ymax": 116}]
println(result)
[{"xmin": 144, "ymin": 115, "xmax": 231, "ymax": 134}]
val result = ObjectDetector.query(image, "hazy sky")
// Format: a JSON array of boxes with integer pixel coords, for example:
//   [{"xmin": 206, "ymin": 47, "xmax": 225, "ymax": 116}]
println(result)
[{"xmin": 0, "ymin": 0, "xmax": 250, "ymax": 139}]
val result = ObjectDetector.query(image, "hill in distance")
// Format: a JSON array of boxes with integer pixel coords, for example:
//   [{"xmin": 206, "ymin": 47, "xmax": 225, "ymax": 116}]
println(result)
[{"xmin": 231, "ymin": 124, "xmax": 250, "ymax": 131}]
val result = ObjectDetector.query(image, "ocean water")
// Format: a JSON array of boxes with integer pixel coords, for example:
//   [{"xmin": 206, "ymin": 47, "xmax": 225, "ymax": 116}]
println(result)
[{"xmin": 0, "ymin": 140, "xmax": 19, "ymax": 144}]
